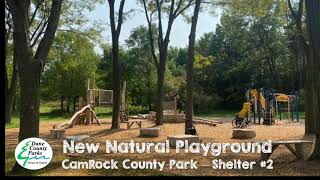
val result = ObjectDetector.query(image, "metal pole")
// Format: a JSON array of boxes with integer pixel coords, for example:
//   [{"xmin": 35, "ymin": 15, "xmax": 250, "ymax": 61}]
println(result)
[{"xmin": 279, "ymin": 103, "xmax": 282, "ymax": 121}]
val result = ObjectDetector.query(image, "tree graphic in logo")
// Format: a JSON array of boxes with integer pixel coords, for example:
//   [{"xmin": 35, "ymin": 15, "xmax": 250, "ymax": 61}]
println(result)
[{"xmin": 17, "ymin": 141, "xmax": 31, "ymax": 167}]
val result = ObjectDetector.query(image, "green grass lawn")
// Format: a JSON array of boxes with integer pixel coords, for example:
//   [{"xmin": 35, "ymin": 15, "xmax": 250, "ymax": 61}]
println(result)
[
  {"xmin": 196, "ymin": 110, "xmax": 305, "ymax": 119},
  {"xmin": 195, "ymin": 109, "xmax": 238, "ymax": 118},
  {"xmin": 5, "ymin": 100, "xmax": 305, "ymax": 129},
  {"xmin": 5, "ymin": 101, "xmax": 68, "ymax": 129}
]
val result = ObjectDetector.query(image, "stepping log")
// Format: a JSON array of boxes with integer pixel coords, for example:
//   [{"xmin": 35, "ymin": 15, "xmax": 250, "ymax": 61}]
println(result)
[
  {"xmin": 167, "ymin": 135, "xmax": 200, "ymax": 148},
  {"xmin": 193, "ymin": 119, "xmax": 218, "ymax": 126},
  {"xmin": 140, "ymin": 127, "xmax": 160, "ymax": 137},
  {"xmin": 232, "ymin": 129, "xmax": 256, "ymax": 139},
  {"xmin": 64, "ymin": 135, "xmax": 91, "ymax": 143},
  {"xmin": 147, "ymin": 114, "xmax": 156, "ymax": 121}
]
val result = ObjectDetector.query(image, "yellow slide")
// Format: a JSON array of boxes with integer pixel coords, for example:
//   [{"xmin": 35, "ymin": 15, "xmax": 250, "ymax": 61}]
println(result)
[
  {"xmin": 260, "ymin": 94, "xmax": 266, "ymax": 110},
  {"xmin": 250, "ymin": 89, "xmax": 266, "ymax": 110},
  {"xmin": 238, "ymin": 102, "xmax": 251, "ymax": 118}
]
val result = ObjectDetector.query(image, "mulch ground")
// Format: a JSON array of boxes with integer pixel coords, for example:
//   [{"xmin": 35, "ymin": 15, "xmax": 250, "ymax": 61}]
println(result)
[{"xmin": 5, "ymin": 118, "xmax": 320, "ymax": 176}]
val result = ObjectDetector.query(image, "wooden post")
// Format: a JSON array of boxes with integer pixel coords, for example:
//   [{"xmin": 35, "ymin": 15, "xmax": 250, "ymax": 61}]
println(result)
[
  {"xmin": 78, "ymin": 97, "xmax": 83, "ymax": 110},
  {"xmin": 86, "ymin": 89, "xmax": 90, "ymax": 105},
  {"xmin": 174, "ymin": 97, "xmax": 177, "ymax": 115},
  {"xmin": 120, "ymin": 81, "xmax": 127, "ymax": 122},
  {"xmin": 85, "ymin": 107, "xmax": 91, "ymax": 125}
]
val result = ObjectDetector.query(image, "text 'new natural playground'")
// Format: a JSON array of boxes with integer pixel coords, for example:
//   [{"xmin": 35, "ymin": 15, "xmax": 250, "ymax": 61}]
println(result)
[{"xmin": 60, "ymin": 140, "xmax": 274, "ymax": 171}]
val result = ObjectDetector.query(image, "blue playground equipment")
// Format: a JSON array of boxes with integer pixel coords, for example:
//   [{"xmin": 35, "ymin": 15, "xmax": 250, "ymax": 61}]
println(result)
[{"xmin": 244, "ymin": 88, "xmax": 299, "ymax": 125}]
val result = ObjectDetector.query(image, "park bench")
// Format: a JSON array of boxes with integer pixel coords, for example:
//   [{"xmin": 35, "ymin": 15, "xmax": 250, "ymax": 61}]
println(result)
[
  {"xmin": 257, "ymin": 140, "xmax": 313, "ymax": 161},
  {"xmin": 124, "ymin": 120, "xmax": 146, "ymax": 129}
]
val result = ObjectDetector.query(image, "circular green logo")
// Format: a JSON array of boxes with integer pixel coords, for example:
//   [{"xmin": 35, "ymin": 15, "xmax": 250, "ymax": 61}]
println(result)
[{"xmin": 14, "ymin": 137, "xmax": 53, "ymax": 170}]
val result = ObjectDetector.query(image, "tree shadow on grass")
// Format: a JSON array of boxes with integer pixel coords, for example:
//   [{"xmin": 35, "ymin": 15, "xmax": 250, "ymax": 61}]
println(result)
[{"xmin": 6, "ymin": 153, "xmax": 66, "ymax": 176}]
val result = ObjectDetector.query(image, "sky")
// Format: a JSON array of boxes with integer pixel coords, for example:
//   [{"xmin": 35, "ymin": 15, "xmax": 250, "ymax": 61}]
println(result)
[{"xmin": 85, "ymin": 1, "xmax": 222, "ymax": 53}]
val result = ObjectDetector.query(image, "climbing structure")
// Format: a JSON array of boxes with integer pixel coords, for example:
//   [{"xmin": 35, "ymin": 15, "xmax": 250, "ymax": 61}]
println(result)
[
  {"xmin": 162, "ymin": 97, "xmax": 185, "ymax": 123},
  {"xmin": 55, "ymin": 105, "xmax": 101, "ymax": 130},
  {"xmin": 86, "ymin": 79, "xmax": 128, "ymax": 123},
  {"xmin": 237, "ymin": 88, "xmax": 299, "ymax": 125}
]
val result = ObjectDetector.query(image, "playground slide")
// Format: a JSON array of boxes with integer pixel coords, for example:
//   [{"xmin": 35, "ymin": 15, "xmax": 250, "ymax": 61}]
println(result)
[
  {"xmin": 249, "ymin": 89, "xmax": 266, "ymax": 110},
  {"xmin": 238, "ymin": 102, "xmax": 251, "ymax": 118},
  {"xmin": 57, "ymin": 105, "xmax": 99, "ymax": 129},
  {"xmin": 260, "ymin": 94, "xmax": 266, "ymax": 110}
]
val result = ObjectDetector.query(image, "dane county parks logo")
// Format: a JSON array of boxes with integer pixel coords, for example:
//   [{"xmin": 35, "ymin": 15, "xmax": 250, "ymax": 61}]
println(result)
[{"xmin": 15, "ymin": 137, "xmax": 53, "ymax": 170}]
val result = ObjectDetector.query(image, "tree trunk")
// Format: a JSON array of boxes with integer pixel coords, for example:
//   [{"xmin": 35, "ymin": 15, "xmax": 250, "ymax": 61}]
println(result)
[
  {"xmin": 18, "ymin": 60, "xmax": 41, "ymax": 141},
  {"xmin": 111, "ymin": 41, "xmax": 121, "ymax": 129},
  {"xmin": 9, "ymin": 0, "xmax": 62, "ymax": 172},
  {"xmin": 73, "ymin": 96, "xmax": 77, "ymax": 112},
  {"xmin": 5, "ymin": 92, "xmax": 15, "ymax": 124},
  {"xmin": 5, "ymin": 13, "xmax": 18, "ymax": 124},
  {"xmin": 67, "ymin": 96, "xmax": 70, "ymax": 113},
  {"xmin": 5, "ymin": 52, "xmax": 18, "ymax": 125},
  {"xmin": 14, "ymin": 90, "xmax": 20, "ymax": 113},
  {"xmin": 185, "ymin": 0, "xmax": 201, "ymax": 134},
  {"xmin": 12, "ymin": 94, "xmax": 17, "ymax": 112},
  {"xmin": 288, "ymin": 0, "xmax": 306, "ymax": 89},
  {"xmin": 305, "ymin": 0, "xmax": 320, "ymax": 160},
  {"xmin": 108, "ymin": 0, "xmax": 125, "ymax": 129},
  {"xmin": 60, "ymin": 95, "xmax": 64, "ymax": 112},
  {"xmin": 155, "ymin": 66, "xmax": 165, "ymax": 125},
  {"xmin": 142, "ymin": 0, "xmax": 194, "ymax": 126},
  {"xmin": 147, "ymin": 65, "xmax": 152, "ymax": 111}
]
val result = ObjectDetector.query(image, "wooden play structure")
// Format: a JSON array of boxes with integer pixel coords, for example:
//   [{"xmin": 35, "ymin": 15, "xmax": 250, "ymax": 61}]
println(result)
[
  {"xmin": 50, "ymin": 105, "xmax": 101, "ymax": 139},
  {"xmin": 56, "ymin": 105, "xmax": 100, "ymax": 129},
  {"xmin": 162, "ymin": 97, "xmax": 186, "ymax": 123},
  {"xmin": 86, "ymin": 79, "xmax": 128, "ymax": 123},
  {"xmin": 50, "ymin": 79, "xmax": 129, "ymax": 138}
]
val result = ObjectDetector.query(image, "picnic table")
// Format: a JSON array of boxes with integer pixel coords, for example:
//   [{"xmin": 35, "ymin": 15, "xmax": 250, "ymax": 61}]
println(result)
[
  {"xmin": 124, "ymin": 120, "xmax": 146, "ymax": 129},
  {"xmin": 257, "ymin": 140, "xmax": 313, "ymax": 161}
]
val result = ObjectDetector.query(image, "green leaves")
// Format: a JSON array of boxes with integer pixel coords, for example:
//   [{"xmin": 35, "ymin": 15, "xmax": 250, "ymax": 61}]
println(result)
[
  {"xmin": 194, "ymin": 53, "xmax": 213, "ymax": 69},
  {"xmin": 42, "ymin": 32, "xmax": 99, "ymax": 100}
]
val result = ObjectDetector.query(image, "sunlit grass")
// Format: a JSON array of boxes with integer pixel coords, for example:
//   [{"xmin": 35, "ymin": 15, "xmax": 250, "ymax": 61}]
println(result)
[{"xmin": 5, "ymin": 100, "xmax": 305, "ymax": 129}]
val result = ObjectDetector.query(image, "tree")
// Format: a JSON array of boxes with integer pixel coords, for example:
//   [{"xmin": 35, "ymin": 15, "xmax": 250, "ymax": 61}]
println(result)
[
  {"xmin": 125, "ymin": 25, "xmax": 158, "ymax": 111},
  {"xmin": 287, "ymin": 0, "xmax": 307, "ymax": 89},
  {"xmin": 107, "ymin": 0, "xmax": 126, "ymax": 129},
  {"xmin": 141, "ymin": 0, "xmax": 195, "ymax": 125},
  {"xmin": 5, "ymin": 0, "xmax": 103, "ymax": 124},
  {"xmin": 5, "ymin": 3, "xmax": 18, "ymax": 124},
  {"xmin": 185, "ymin": 0, "xmax": 201, "ymax": 134},
  {"xmin": 8, "ymin": 0, "xmax": 62, "ymax": 138},
  {"xmin": 304, "ymin": 0, "xmax": 320, "ymax": 160},
  {"xmin": 192, "ymin": 0, "xmax": 297, "ymax": 110},
  {"xmin": 41, "ymin": 32, "xmax": 99, "ymax": 112},
  {"xmin": 8, "ymin": 0, "xmax": 62, "ymax": 171}
]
